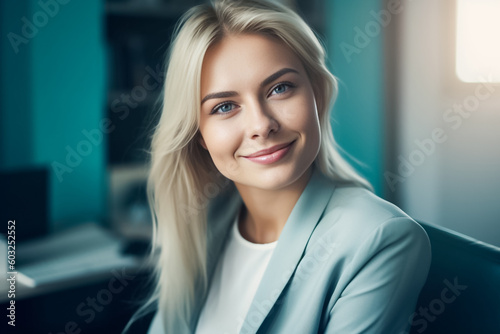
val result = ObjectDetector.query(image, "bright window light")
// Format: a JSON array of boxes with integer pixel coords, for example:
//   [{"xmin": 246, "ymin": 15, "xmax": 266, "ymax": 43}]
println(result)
[{"xmin": 456, "ymin": 0, "xmax": 500, "ymax": 82}]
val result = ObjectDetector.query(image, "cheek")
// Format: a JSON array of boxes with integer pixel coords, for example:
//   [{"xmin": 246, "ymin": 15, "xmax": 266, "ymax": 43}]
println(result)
[
  {"xmin": 200, "ymin": 122, "xmax": 241, "ymax": 174},
  {"xmin": 302, "ymin": 111, "xmax": 321, "ymax": 154},
  {"xmin": 283, "ymin": 94, "xmax": 320, "ymax": 135},
  {"xmin": 292, "ymin": 94, "xmax": 321, "ymax": 156}
]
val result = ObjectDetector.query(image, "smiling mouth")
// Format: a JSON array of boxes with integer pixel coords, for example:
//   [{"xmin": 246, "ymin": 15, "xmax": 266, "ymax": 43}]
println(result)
[
  {"xmin": 244, "ymin": 141, "xmax": 296, "ymax": 158},
  {"xmin": 242, "ymin": 140, "xmax": 295, "ymax": 164}
]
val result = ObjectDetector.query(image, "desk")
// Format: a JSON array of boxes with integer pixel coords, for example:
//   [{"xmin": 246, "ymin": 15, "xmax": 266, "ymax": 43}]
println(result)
[
  {"xmin": 0, "ymin": 223, "xmax": 148, "ymax": 303},
  {"xmin": 0, "ymin": 269, "xmax": 136, "ymax": 304},
  {"xmin": 1, "ymin": 223, "xmax": 156, "ymax": 332},
  {"xmin": 0, "ymin": 265, "xmax": 154, "ymax": 333}
]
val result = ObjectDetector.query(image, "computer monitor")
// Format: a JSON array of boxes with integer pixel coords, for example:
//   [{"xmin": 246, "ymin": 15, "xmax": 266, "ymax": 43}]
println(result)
[{"xmin": 0, "ymin": 166, "xmax": 49, "ymax": 242}]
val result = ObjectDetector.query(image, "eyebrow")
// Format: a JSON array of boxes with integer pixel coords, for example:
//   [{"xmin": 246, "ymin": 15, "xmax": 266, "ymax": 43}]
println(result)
[{"xmin": 201, "ymin": 67, "xmax": 299, "ymax": 105}]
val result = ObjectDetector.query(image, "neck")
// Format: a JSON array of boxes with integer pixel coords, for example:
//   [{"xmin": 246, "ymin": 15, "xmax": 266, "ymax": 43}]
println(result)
[{"xmin": 234, "ymin": 166, "xmax": 313, "ymax": 244}]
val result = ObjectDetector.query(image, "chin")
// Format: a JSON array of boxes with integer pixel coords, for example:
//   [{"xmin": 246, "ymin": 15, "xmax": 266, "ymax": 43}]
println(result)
[{"xmin": 247, "ymin": 165, "xmax": 309, "ymax": 190}]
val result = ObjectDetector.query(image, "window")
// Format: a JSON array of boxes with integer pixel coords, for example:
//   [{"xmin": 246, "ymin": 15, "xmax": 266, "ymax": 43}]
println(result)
[{"xmin": 456, "ymin": 0, "xmax": 500, "ymax": 82}]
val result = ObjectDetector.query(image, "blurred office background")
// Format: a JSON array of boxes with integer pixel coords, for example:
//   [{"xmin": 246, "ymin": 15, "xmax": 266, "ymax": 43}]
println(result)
[{"xmin": 0, "ymin": 0, "xmax": 499, "ymax": 332}]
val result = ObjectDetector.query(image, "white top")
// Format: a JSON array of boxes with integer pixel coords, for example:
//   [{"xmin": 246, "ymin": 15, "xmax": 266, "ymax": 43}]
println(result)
[
  {"xmin": 147, "ymin": 214, "xmax": 278, "ymax": 334},
  {"xmin": 195, "ymin": 214, "xmax": 278, "ymax": 334}
]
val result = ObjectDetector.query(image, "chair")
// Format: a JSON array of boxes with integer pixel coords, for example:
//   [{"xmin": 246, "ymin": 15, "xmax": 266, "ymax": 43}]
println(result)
[{"xmin": 409, "ymin": 222, "xmax": 500, "ymax": 334}]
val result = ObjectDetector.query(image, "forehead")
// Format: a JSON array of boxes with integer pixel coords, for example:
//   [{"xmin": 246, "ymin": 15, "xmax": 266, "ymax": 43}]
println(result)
[{"xmin": 201, "ymin": 33, "xmax": 304, "ymax": 91}]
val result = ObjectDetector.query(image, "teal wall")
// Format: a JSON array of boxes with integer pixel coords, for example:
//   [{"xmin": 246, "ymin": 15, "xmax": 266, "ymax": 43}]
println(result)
[
  {"xmin": 0, "ymin": 0, "xmax": 33, "ymax": 167},
  {"xmin": 1, "ymin": 0, "xmax": 107, "ymax": 231},
  {"xmin": 0, "ymin": 0, "xmax": 386, "ymax": 229},
  {"xmin": 326, "ymin": 0, "xmax": 385, "ymax": 195}
]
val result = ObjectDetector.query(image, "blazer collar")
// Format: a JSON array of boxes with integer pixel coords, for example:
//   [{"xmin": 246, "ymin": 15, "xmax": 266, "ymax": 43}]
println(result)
[{"xmin": 194, "ymin": 166, "xmax": 336, "ymax": 334}]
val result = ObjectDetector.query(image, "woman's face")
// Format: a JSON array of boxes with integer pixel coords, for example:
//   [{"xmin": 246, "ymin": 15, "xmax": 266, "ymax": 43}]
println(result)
[{"xmin": 199, "ymin": 33, "xmax": 321, "ymax": 191}]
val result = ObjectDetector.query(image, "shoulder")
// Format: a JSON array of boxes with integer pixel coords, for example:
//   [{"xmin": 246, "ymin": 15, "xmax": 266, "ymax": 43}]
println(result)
[
  {"xmin": 300, "ymin": 186, "xmax": 431, "ymax": 334},
  {"xmin": 325, "ymin": 185, "xmax": 426, "ymax": 236},
  {"xmin": 309, "ymin": 185, "xmax": 430, "ymax": 262},
  {"xmin": 326, "ymin": 185, "xmax": 409, "ymax": 223}
]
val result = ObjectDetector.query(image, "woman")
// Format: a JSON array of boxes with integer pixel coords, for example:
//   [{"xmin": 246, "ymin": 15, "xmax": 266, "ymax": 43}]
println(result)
[{"xmin": 126, "ymin": 0, "xmax": 431, "ymax": 333}]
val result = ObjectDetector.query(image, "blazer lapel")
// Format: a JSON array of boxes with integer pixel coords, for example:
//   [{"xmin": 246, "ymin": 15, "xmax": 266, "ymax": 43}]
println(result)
[{"xmin": 239, "ymin": 167, "xmax": 336, "ymax": 334}]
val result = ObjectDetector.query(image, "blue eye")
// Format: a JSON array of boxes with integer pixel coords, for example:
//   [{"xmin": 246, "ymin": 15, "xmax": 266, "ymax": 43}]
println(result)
[
  {"xmin": 273, "ymin": 84, "xmax": 287, "ymax": 94},
  {"xmin": 212, "ymin": 102, "xmax": 235, "ymax": 114},
  {"xmin": 270, "ymin": 82, "xmax": 294, "ymax": 96}
]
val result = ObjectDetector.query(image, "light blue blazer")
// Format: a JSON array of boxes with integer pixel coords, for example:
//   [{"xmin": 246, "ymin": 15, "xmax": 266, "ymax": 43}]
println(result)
[{"xmin": 148, "ymin": 166, "xmax": 431, "ymax": 334}]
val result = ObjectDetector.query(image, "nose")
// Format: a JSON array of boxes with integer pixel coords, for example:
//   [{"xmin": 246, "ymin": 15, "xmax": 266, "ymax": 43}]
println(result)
[{"xmin": 246, "ymin": 99, "xmax": 280, "ymax": 139}]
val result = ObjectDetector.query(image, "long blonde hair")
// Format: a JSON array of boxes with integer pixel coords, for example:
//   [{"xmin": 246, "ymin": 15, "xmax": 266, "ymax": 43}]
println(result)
[{"xmin": 124, "ymin": 0, "xmax": 371, "ymax": 332}]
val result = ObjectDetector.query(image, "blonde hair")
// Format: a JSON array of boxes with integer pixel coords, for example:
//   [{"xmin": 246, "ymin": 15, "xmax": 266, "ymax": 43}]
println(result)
[{"xmin": 123, "ymin": 0, "xmax": 371, "ymax": 332}]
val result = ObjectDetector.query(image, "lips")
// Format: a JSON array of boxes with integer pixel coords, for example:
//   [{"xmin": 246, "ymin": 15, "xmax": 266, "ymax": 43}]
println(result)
[
  {"xmin": 242, "ymin": 140, "xmax": 295, "ymax": 165},
  {"xmin": 243, "ymin": 141, "xmax": 295, "ymax": 158}
]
